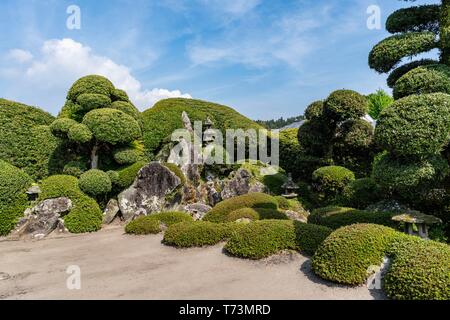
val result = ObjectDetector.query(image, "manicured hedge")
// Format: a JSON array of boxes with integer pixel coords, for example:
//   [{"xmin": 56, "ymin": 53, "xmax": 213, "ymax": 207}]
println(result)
[
  {"xmin": 67, "ymin": 75, "xmax": 115, "ymax": 101},
  {"xmin": 340, "ymin": 178, "xmax": 381, "ymax": 209},
  {"xmin": 386, "ymin": 5, "xmax": 440, "ymax": 34},
  {"xmin": 163, "ymin": 221, "xmax": 242, "ymax": 248},
  {"xmin": 312, "ymin": 166, "xmax": 355, "ymax": 201},
  {"xmin": 293, "ymin": 222, "xmax": 333, "ymax": 256},
  {"xmin": 115, "ymin": 161, "xmax": 147, "ymax": 189},
  {"xmin": 0, "ymin": 161, "xmax": 33, "ymax": 236},
  {"xmin": 308, "ymin": 206, "xmax": 397, "ymax": 230},
  {"xmin": 39, "ymin": 175, "xmax": 102, "ymax": 233},
  {"xmin": 125, "ymin": 211, "xmax": 192, "ymax": 235},
  {"xmin": 311, "ymin": 224, "xmax": 399, "ymax": 285},
  {"xmin": 226, "ymin": 207, "xmax": 288, "ymax": 222},
  {"xmin": 78, "ymin": 169, "xmax": 112, "ymax": 196},
  {"xmin": 384, "ymin": 236, "xmax": 450, "ymax": 300},
  {"xmin": 203, "ymin": 193, "xmax": 279, "ymax": 223},
  {"xmin": 323, "ymin": 90, "xmax": 368, "ymax": 122},
  {"xmin": 386, "ymin": 59, "xmax": 438, "ymax": 88},
  {"xmin": 304, "ymin": 101, "xmax": 324, "ymax": 120}
]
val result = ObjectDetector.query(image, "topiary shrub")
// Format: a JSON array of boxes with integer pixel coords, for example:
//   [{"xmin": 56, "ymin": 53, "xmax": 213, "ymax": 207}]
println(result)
[
  {"xmin": 67, "ymin": 123, "xmax": 93, "ymax": 143},
  {"xmin": 163, "ymin": 221, "xmax": 241, "ymax": 248},
  {"xmin": 115, "ymin": 161, "xmax": 147, "ymax": 189},
  {"xmin": 386, "ymin": 59, "xmax": 438, "ymax": 88},
  {"xmin": 78, "ymin": 169, "xmax": 112, "ymax": 196},
  {"xmin": 113, "ymin": 148, "xmax": 141, "ymax": 165},
  {"xmin": 203, "ymin": 193, "xmax": 279, "ymax": 223},
  {"xmin": 384, "ymin": 236, "xmax": 450, "ymax": 300},
  {"xmin": 340, "ymin": 178, "xmax": 382, "ymax": 209},
  {"xmin": 125, "ymin": 217, "xmax": 162, "ymax": 235},
  {"xmin": 76, "ymin": 93, "xmax": 112, "ymax": 111},
  {"xmin": 375, "ymin": 93, "xmax": 450, "ymax": 159},
  {"xmin": 393, "ymin": 64, "xmax": 450, "ymax": 99},
  {"xmin": 226, "ymin": 207, "xmax": 288, "ymax": 222},
  {"xmin": 67, "ymin": 75, "xmax": 115, "ymax": 101},
  {"xmin": 311, "ymin": 224, "xmax": 400, "ymax": 285},
  {"xmin": 50, "ymin": 118, "xmax": 78, "ymax": 136},
  {"xmin": 63, "ymin": 160, "xmax": 88, "ymax": 178},
  {"xmin": 0, "ymin": 161, "xmax": 33, "ymax": 236},
  {"xmin": 304, "ymin": 101, "xmax": 324, "ymax": 120},
  {"xmin": 312, "ymin": 166, "xmax": 355, "ymax": 203},
  {"xmin": 308, "ymin": 206, "xmax": 397, "ymax": 230},
  {"xmin": 323, "ymin": 90, "xmax": 368, "ymax": 122},
  {"xmin": 39, "ymin": 175, "xmax": 102, "ymax": 233},
  {"xmin": 293, "ymin": 222, "xmax": 333, "ymax": 256},
  {"xmin": 278, "ymin": 128, "xmax": 302, "ymax": 179}
]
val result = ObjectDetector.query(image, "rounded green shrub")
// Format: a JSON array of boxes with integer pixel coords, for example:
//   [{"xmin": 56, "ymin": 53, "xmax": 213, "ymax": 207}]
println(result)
[
  {"xmin": 67, "ymin": 123, "xmax": 92, "ymax": 143},
  {"xmin": 0, "ymin": 161, "xmax": 33, "ymax": 236},
  {"xmin": 304, "ymin": 101, "xmax": 324, "ymax": 120},
  {"xmin": 387, "ymin": 59, "xmax": 438, "ymax": 88},
  {"xmin": 63, "ymin": 160, "xmax": 88, "ymax": 178},
  {"xmin": 113, "ymin": 148, "xmax": 141, "ymax": 165},
  {"xmin": 125, "ymin": 217, "xmax": 161, "ymax": 235},
  {"xmin": 340, "ymin": 178, "xmax": 381, "ymax": 209},
  {"xmin": 323, "ymin": 90, "xmax": 368, "ymax": 122},
  {"xmin": 278, "ymin": 128, "xmax": 302, "ymax": 178},
  {"xmin": 226, "ymin": 207, "xmax": 288, "ymax": 222},
  {"xmin": 393, "ymin": 64, "xmax": 450, "ymax": 99},
  {"xmin": 384, "ymin": 236, "xmax": 450, "ymax": 300},
  {"xmin": 50, "ymin": 118, "xmax": 78, "ymax": 136},
  {"xmin": 78, "ymin": 169, "xmax": 112, "ymax": 196},
  {"xmin": 203, "ymin": 193, "xmax": 279, "ymax": 223},
  {"xmin": 373, "ymin": 153, "xmax": 449, "ymax": 195},
  {"xmin": 293, "ymin": 222, "xmax": 333, "ymax": 256},
  {"xmin": 67, "ymin": 75, "xmax": 115, "ymax": 101},
  {"xmin": 82, "ymin": 108, "xmax": 141, "ymax": 145},
  {"xmin": 116, "ymin": 161, "xmax": 146, "ymax": 189},
  {"xmin": 163, "ymin": 221, "xmax": 240, "ymax": 248},
  {"xmin": 225, "ymin": 220, "xmax": 297, "ymax": 259},
  {"xmin": 308, "ymin": 206, "xmax": 397, "ymax": 230},
  {"xmin": 335, "ymin": 119, "xmax": 373, "ymax": 150},
  {"xmin": 39, "ymin": 175, "xmax": 102, "ymax": 233},
  {"xmin": 375, "ymin": 93, "xmax": 450, "ymax": 159},
  {"xmin": 106, "ymin": 170, "xmax": 120, "ymax": 185},
  {"xmin": 76, "ymin": 93, "xmax": 111, "ymax": 111},
  {"xmin": 311, "ymin": 224, "xmax": 399, "ymax": 285},
  {"xmin": 386, "ymin": 5, "xmax": 440, "ymax": 34},
  {"xmin": 312, "ymin": 166, "xmax": 355, "ymax": 197},
  {"xmin": 111, "ymin": 89, "xmax": 130, "ymax": 102},
  {"xmin": 111, "ymin": 101, "xmax": 141, "ymax": 122}
]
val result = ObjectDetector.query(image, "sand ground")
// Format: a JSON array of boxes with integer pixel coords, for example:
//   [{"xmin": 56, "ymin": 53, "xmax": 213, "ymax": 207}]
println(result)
[{"xmin": 0, "ymin": 226, "xmax": 384, "ymax": 300}]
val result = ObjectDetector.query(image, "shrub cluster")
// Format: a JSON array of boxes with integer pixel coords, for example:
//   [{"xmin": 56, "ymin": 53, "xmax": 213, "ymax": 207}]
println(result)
[
  {"xmin": 226, "ymin": 207, "xmax": 288, "ymax": 222},
  {"xmin": 115, "ymin": 161, "xmax": 147, "ymax": 189},
  {"xmin": 78, "ymin": 169, "xmax": 112, "ymax": 196},
  {"xmin": 125, "ymin": 212, "xmax": 193, "ymax": 235},
  {"xmin": 323, "ymin": 90, "xmax": 368, "ymax": 122},
  {"xmin": 312, "ymin": 166, "xmax": 355, "ymax": 203},
  {"xmin": 340, "ymin": 178, "xmax": 382, "ymax": 209}
]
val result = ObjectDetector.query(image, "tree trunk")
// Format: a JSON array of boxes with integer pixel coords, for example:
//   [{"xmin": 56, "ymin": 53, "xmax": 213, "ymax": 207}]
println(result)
[
  {"xmin": 91, "ymin": 143, "xmax": 99, "ymax": 169},
  {"xmin": 441, "ymin": 0, "xmax": 450, "ymax": 66}
]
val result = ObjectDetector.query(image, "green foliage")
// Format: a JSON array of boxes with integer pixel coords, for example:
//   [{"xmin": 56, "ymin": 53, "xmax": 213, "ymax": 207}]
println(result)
[
  {"xmin": 386, "ymin": 59, "xmax": 438, "ymax": 88},
  {"xmin": 113, "ymin": 148, "xmax": 141, "ymax": 165},
  {"xmin": 393, "ymin": 64, "xmax": 450, "ymax": 99},
  {"xmin": 142, "ymin": 98, "xmax": 263, "ymax": 157},
  {"xmin": 312, "ymin": 166, "xmax": 355, "ymax": 201},
  {"xmin": 82, "ymin": 108, "xmax": 141, "ymax": 145},
  {"xmin": 304, "ymin": 101, "xmax": 324, "ymax": 120},
  {"xmin": 369, "ymin": 32, "xmax": 437, "ymax": 73},
  {"xmin": 295, "ymin": 154, "xmax": 334, "ymax": 183},
  {"xmin": 323, "ymin": 90, "xmax": 368, "ymax": 122},
  {"xmin": 67, "ymin": 75, "xmax": 115, "ymax": 101},
  {"xmin": 298, "ymin": 120, "xmax": 332, "ymax": 157},
  {"xmin": 308, "ymin": 206, "xmax": 397, "ymax": 230},
  {"xmin": 256, "ymin": 115, "xmax": 304, "ymax": 129},
  {"xmin": 125, "ymin": 212, "xmax": 193, "ymax": 235},
  {"xmin": 293, "ymin": 222, "xmax": 333, "ymax": 256},
  {"xmin": 67, "ymin": 123, "xmax": 92, "ymax": 143},
  {"xmin": 76, "ymin": 93, "xmax": 111, "ymax": 111},
  {"xmin": 0, "ymin": 161, "xmax": 33, "ymax": 236},
  {"xmin": 78, "ymin": 169, "xmax": 112, "ymax": 196},
  {"xmin": 384, "ymin": 236, "xmax": 450, "ymax": 300},
  {"xmin": 375, "ymin": 93, "xmax": 450, "ymax": 159},
  {"xmin": 312, "ymin": 224, "xmax": 399, "ymax": 285},
  {"xmin": 163, "ymin": 221, "xmax": 241, "ymax": 247},
  {"xmin": 111, "ymin": 89, "xmax": 130, "ymax": 102},
  {"xmin": 367, "ymin": 89, "xmax": 394, "ymax": 119},
  {"xmin": 372, "ymin": 153, "xmax": 448, "ymax": 196},
  {"xmin": 115, "ymin": 161, "xmax": 147, "ymax": 189},
  {"xmin": 340, "ymin": 178, "xmax": 382, "ymax": 209},
  {"xmin": 441, "ymin": 0, "xmax": 450, "ymax": 65},
  {"xmin": 386, "ymin": 5, "xmax": 440, "ymax": 34},
  {"xmin": 111, "ymin": 101, "xmax": 141, "ymax": 122},
  {"xmin": 278, "ymin": 128, "xmax": 302, "ymax": 178},
  {"xmin": 39, "ymin": 175, "xmax": 102, "ymax": 233},
  {"xmin": 50, "ymin": 118, "xmax": 78, "ymax": 136},
  {"xmin": 163, "ymin": 163, "xmax": 186, "ymax": 185},
  {"xmin": 63, "ymin": 160, "xmax": 88, "ymax": 178},
  {"xmin": 226, "ymin": 207, "xmax": 288, "ymax": 222},
  {"xmin": 203, "ymin": 193, "xmax": 279, "ymax": 223},
  {"xmin": 0, "ymin": 99, "xmax": 62, "ymax": 180},
  {"xmin": 106, "ymin": 170, "xmax": 120, "ymax": 185}
]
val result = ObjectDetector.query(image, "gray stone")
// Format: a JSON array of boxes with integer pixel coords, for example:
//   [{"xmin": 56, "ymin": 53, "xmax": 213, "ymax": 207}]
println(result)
[
  {"xmin": 221, "ymin": 169, "xmax": 267, "ymax": 199},
  {"xmin": 284, "ymin": 210, "xmax": 308, "ymax": 223},
  {"xmin": 118, "ymin": 162, "xmax": 181, "ymax": 221},
  {"xmin": 184, "ymin": 203, "xmax": 212, "ymax": 220},
  {"xmin": 103, "ymin": 199, "xmax": 120, "ymax": 224}
]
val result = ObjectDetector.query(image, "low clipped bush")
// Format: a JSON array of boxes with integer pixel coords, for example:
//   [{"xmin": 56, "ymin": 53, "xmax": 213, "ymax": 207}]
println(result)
[
  {"xmin": 78, "ymin": 169, "xmax": 112, "ymax": 196},
  {"xmin": 312, "ymin": 166, "xmax": 355, "ymax": 202},
  {"xmin": 39, "ymin": 175, "xmax": 102, "ymax": 233},
  {"xmin": 0, "ymin": 161, "xmax": 33, "ymax": 236},
  {"xmin": 115, "ymin": 161, "xmax": 147, "ymax": 189},
  {"xmin": 386, "ymin": 59, "xmax": 437, "ymax": 88},
  {"xmin": 125, "ymin": 217, "xmax": 161, "ymax": 235},
  {"xmin": 113, "ymin": 148, "xmax": 141, "ymax": 165},
  {"xmin": 163, "ymin": 221, "xmax": 241, "ymax": 247},
  {"xmin": 323, "ymin": 90, "xmax": 368, "ymax": 122},
  {"xmin": 384, "ymin": 236, "xmax": 450, "ymax": 300},
  {"xmin": 311, "ymin": 224, "xmax": 399, "ymax": 285},
  {"xmin": 67, "ymin": 123, "xmax": 92, "ymax": 143},
  {"xmin": 340, "ymin": 178, "xmax": 382, "ymax": 209},
  {"xmin": 308, "ymin": 206, "xmax": 397, "ymax": 230},
  {"xmin": 203, "ymin": 193, "xmax": 279, "ymax": 223},
  {"xmin": 293, "ymin": 222, "xmax": 333, "ymax": 256},
  {"xmin": 226, "ymin": 207, "xmax": 288, "ymax": 222}
]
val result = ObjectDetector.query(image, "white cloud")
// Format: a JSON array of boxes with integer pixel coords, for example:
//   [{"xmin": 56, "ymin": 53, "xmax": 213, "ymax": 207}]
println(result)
[
  {"xmin": 2, "ymin": 38, "xmax": 191, "ymax": 112},
  {"xmin": 7, "ymin": 49, "xmax": 33, "ymax": 63}
]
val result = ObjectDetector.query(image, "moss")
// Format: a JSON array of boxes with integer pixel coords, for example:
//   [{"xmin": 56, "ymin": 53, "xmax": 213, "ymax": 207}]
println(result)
[
  {"xmin": 163, "ymin": 163, "xmax": 186, "ymax": 185},
  {"xmin": 116, "ymin": 161, "xmax": 147, "ymax": 189}
]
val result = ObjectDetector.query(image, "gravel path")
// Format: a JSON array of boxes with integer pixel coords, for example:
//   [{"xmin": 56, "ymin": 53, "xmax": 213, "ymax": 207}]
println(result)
[{"xmin": 0, "ymin": 226, "xmax": 385, "ymax": 300}]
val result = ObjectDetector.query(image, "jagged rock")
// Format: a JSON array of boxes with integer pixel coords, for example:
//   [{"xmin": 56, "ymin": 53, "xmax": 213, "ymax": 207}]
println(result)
[
  {"xmin": 12, "ymin": 197, "xmax": 72, "ymax": 238},
  {"xmin": 284, "ymin": 210, "xmax": 308, "ymax": 223},
  {"xmin": 118, "ymin": 162, "xmax": 181, "ymax": 220},
  {"xmin": 184, "ymin": 203, "xmax": 212, "ymax": 220},
  {"xmin": 103, "ymin": 199, "xmax": 120, "ymax": 224},
  {"xmin": 221, "ymin": 169, "xmax": 267, "ymax": 200}
]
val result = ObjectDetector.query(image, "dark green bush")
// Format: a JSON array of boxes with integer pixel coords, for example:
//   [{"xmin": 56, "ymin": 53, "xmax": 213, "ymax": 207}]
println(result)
[
  {"xmin": 312, "ymin": 166, "xmax": 355, "ymax": 200},
  {"xmin": 125, "ymin": 217, "xmax": 162, "ymax": 235},
  {"xmin": 76, "ymin": 93, "xmax": 111, "ymax": 111},
  {"xmin": 67, "ymin": 75, "xmax": 115, "ymax": 101},
  {"xmin": 78, "ymin": 169, "xmax": 112, "ymax": 196},
  {"xmin": 308, "ymin": 206, "xmax": 397, "ymax": 230},
  {"xmin": 304, "ymin": 101, "xmax": 324, "ymax": 120},
  {"xmin": 298, "ymin": 120, "xmax": 332, "ymax": 157},
  {"xmin": 0, "ymin": 161, "xmax": 33, "ymax": 236},
  {"xmin": 323, "ymin": 90, "xmax": 368, "ymax": 122},
  {"xmin": 113, "ymin": 148, "xmax": 141, "ymax": 165},
  {"xmin": 384, "ymin": 236, "xmax": 450, "ymax": 300},
  {"xmin": 278, "ymin": 128, "xmax": 302, "ymax": 178},
  {"xmin": 163, "ymin": 221, "xmax": 241, "ymax": 247},
  {"xmin": 203, "ymin": 193, "xmax": 279, "ymax": 223},
  {"xmin": 67, "ymin": 123, "xmax": 92, "ymax": 143},
  {"xmin": 293, "ymin": 222, "xmax": 333, "ymax": 256},
  {"xmin": 393, "ymin": 64, "xmax": 450, "ymax": 99},
  {"xmin": 311, "ymin": 224, "xmax": 399, "ymax": 285},
  {"xmin": 386, "ymin": 5, "xmax": 440, "ymax": 34},
  {"xmin": 82, "ymin": 108, "xmax": 141, "ymax": 145},
  {"xmin": 226, "ymin": 207, "xmax": 288, "ymax": 222},
  {"xmin": 386, "ymin": 59, "xmax": 438, "ymax": 88},
  {"xmin": 63, "ymin": 160, "xmax": 88, "ymax": 178},
  {"xmin": 111, "ymin": 89, "xmax": 129, "ymax": 102},
  {"xmin": 115, "ymin": 161, "xmax": 147, "ymax": 189},
  {"xmin": 340, "ymin": 178, "xmax": 382, "ymax": 209},
  {"xmin": 39, "ymin": 175, "xmax": 102, "ymax": 233},
  {"xmin": 106, "ymin": 170, "xmax": 120, "ymax": 185},
  {"xmin": 335, "ymin": 119, "xmax": 373, "ymax": 150},
  {"xmin": 261, "ymin": 172, "xmax": 287, "ymax": 195},
  {"xmin": 50, "ymin": 118, "xmax": 78, "ymax": 136},
  {"xmin": 375, "ymin": 93, "xmax": 450, "ymax": 159}
]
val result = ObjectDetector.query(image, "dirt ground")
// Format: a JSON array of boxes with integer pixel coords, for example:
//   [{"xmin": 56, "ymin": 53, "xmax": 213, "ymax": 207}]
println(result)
[{"xmin": 0, "ymin": 226, "xmax": 385, "ymax": 300}]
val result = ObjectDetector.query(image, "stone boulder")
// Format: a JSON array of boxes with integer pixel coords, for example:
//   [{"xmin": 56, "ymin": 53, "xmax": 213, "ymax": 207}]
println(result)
[
  {"xmin": 183, "ymin": 203, "xmax": 212, "ymax": 220},
  {"xmin": 221, "ymin": 168, "xmax": 266, "ymax": 200},
  {"xmin": 118, "ymin": 162, "xmax": 181, "ymax": 220},
  {"xmin": 103, "ymin": 199, "xmax": 120, "ymax": 224},
  {"xmin": 12, "ymin": 197, "xmax": 72, "ymax": 239}
]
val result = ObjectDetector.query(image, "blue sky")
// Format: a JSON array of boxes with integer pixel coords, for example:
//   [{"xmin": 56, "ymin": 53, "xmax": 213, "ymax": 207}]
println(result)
[{"xmin": 0, "ymin": 0, "xmax": 440, "ymax": 120}]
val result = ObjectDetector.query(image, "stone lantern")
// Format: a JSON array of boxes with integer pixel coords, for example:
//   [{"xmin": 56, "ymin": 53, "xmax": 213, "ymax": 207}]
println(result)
[
  {"xmin": 26, "ymin": 185, "xmax": 41, "ymax": 201},
  {"xmin": 281, "ymin": 173, "xmax": 299, "ymax": 199},
  {"xmin": 392, "ymin": 210, "xmax": 442, "ymax": 239}
]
